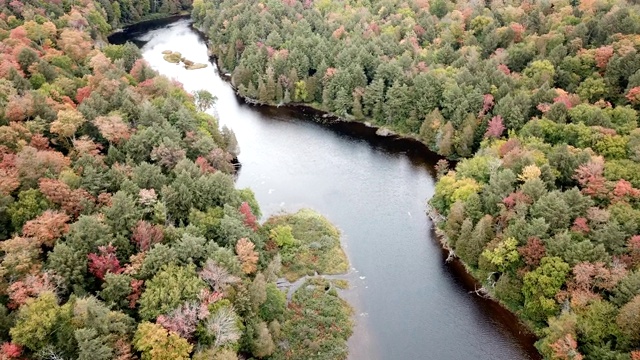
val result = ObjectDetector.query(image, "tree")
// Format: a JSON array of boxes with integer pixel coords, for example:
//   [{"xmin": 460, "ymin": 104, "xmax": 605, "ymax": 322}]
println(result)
[
  {"xmin": 8, "ymin": 273, "xmax": 58, "ymax": 309},
  {"xmin": 94, "ymin": 115, "xmax": 131, "ymax": 144},
  {"xmin": 21, "ymin": 210, "xmax": 69, "ymax": 247},
  {"xmin": 6, "ymin": 189, "xmax": 51, "ymax": 231},
  {"xmin": 193, "ymin": 90, "xmax": 216, "ymax": 112},
  {"xmin": 15, "ymin": 147, "xmax": 70, "ymax": 189},
  {"xmin": 437, "ymin": 121, "xmax": 455, "ymax": 157},
  {"xmin": 236, "ymin": 238, "xmax": 258, "ymax": 274},
  {"xmin": 58, "ymin": 29, "xmax": 92, "ymax": 62},
  {"xmin": 103, "ymin": 191, "xmax": 141, "ymax": 237},
  {"xmin": 199, "ymin": 259, "xmax": 239, "ymax": 292},
  {"xmin": 270, "ymin": 225, "xmax": 296, "ymax": 247},
  {"xmin": 493, "ymin": 93, "xmax": 531, "ymax": 131},
  {"xmin": 616, "ymin": 295, "xmax": 640, "ymax": 344},
  {"xmin": 481, "ymin": 237, "xmax": 520, "ymax": 272},
  {"xmin": 50, "ymin": 107, "xmax": 86, "ymax": 140},
  {"xmin": 456, "ymin": 215, "xmax": 494, "ymax": 267},
  {"xmin": 0, "ymin": 343, "xmax": 22, "ymax": 359},
  {"xmin": 133, "ymin": 322, "xmax": 192, "ymax": 360},
  {"xmin": 138, "ymin": 244, "xmax": 178, "ymax": 279},
  {"xmin": 0, "ymin": 236, "xmax": 41, "ymax": 281},
  {"xmin": 251, "ymin": 321, "xmax": 275, "ymax": 358},
  {"xmin": 151, "ymin": 140, "xmax": 186, "ymax": 170},
  {"xmin": 203, "ymin": 302, "xmax": 241, "ymax": 348},
  {"xmin": 10, "ymin": 292, "xmax": 72, "ymax": 354},
  {"xmin": 518, "ymin": 237, "xmax": 546, "ymax": 268},
  {"xmin": 131, "ymin": 220, "xmax": 164, "ymax": 251},
  {"xmin": 138, "ymin": 264, "xmax": 206, "ymax": 320},
  {"xmin": 99, "ymin": 273, "xmax": 133, "ymax": 310},
  {"xmin": 88, "ymin": 245, "xmax": 122, "ymax": 280},
  {"xmin": 485, "ymin": 115, "xmax": 505, "ymax": 139},
  {"xmin": 75, "ymin": 328, "xmax": 113, "ymax": 360},
  {"xmin": 522, "ymin": 257, "xmax": 570, "ymax": 323},
  {"xmin": 260, "ymin": 283, "xmax": 286, "ymax": 322},
  {"xmin": 239, "ymin": 201, "xmax": 258, "ymax": 231},
  {"xmin": 156, "ymin": 302, "xmax": 201, "ymax": 340},
  {"xmin": 550, "ymin": 334, "xmax": 583, "ymax": 360},
  {"xmin": 530, "ymin": 191, "xmax": 571, "ymax": 232}
]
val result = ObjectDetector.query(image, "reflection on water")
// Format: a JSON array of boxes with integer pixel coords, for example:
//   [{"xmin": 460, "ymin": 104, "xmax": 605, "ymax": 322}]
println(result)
[{"xmin": 111, "ymin": 18, "xmax": 540, "ymax": 360}]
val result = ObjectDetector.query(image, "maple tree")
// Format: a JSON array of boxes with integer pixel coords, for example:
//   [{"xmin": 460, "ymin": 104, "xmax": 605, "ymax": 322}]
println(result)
[
  {"xmin": 131, "ymin": 220, "xmax": 164, "ymax": 252},
  {"xmin": 239, "ymin": 201, "xmax": 258, "ymax": 231},
  {"xmin": 93, "ymin": 115, "xmax": 131, "ymax": 144},
  {"xmin": 21, "ymin": 210, "xmax": 69, "ymax": 247},
  {"xmin": 88, "ymin": 245, "xmax": 122, "ymax": 280}
]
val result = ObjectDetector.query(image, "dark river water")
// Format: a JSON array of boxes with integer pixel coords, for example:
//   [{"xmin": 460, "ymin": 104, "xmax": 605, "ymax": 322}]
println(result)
[{"xmin": 110, "ymin": 17, "xmax": 541, "ymax": 360}]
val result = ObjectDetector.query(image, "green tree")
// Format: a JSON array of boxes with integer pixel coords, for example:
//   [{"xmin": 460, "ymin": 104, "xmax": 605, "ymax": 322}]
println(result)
[
  {"xmin": 10, "ymin": 292, "xmax": 73, "ymax": 354},
  {"xmin": 251, "ymin": 321, "xmax": 275, "ymax": 358},
  {"xmin": 481, "ymin": 237, "xmax": 520, "ymax": 273},
  {"xmin": 194, "ymin": 90, "xmax": 217, "ymax": 112},
  {"xmin": 134, "ymin": 322, "xmax": 192, "ymax": 360},
  {"xmin": 576, "ymin": 300, "xmax": 621, "ymax": 350},
  {"xmin": 616, "ymin": 295, "xmax": 640, "ymax": 345},
  {"xmin": 456, "ymin": 215, "xmax": 494, "ymax": 267},
  {"xmin": 138, "ymin": 264, "xmax": 206, "ymax": 320},
  {"xmin": 7, "ymin": 189, "xmax": 50, "ymax": 231},
  {"xmin": 529, "ymin": 191, "xmax": 571, "ymax": 232},
  {"xmin": 522, "ymin": 257, "xmax": 570, "ymax": 323},
  {"xmin": 100, "ymin": 273, "xmax": 133, "ymax": 310},
  {"xmin": 260, "ymin": 283, "xmax": 286, "ymax": 322}
]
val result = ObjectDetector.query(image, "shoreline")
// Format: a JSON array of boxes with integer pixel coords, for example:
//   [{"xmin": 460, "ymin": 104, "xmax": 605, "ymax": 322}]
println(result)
[
  {"xmin": 190, "ymin": 21, "xmax": 542, "ymax": 356},
  {"xmin": 115, "ymin": 16, "xmax": 541, "ymax": 359},
  {"xmin": 108, "ymin": 12, "xmax": 191, "ymax": 37},
  {"xmin": 189, "ymin": 23, "xmax": 445, "ymax": 157}
]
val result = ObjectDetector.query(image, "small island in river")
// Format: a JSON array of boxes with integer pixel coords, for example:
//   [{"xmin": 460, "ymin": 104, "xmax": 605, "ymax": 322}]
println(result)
[{"xmin": 163, "ymin": 49, "xmax": 208, "ymax": 70}]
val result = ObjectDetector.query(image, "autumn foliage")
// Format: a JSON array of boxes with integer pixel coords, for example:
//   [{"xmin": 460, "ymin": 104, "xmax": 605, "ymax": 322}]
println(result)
[
  {"xmin": 0, "ymin": 1, "xmax": 331, "ymax": 360},
  {"xmin": 236, "ymin": 238, "xmax": 258, "ymax": 274}
]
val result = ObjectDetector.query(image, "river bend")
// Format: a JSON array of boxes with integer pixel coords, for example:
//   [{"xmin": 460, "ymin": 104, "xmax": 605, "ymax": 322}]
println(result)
[{"xmin": 111, "ymin": 18, "xmax": 540, "ymax": 360}]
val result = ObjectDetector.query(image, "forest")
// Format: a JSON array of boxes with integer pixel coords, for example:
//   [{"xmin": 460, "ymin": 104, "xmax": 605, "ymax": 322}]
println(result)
[
  {"xmin": 191, "ymin": 0, "xmax": 640, "ymax": 358},
  {"xmin": 0, "ymin": 0, "xmax": 352, "ymax": 359}
]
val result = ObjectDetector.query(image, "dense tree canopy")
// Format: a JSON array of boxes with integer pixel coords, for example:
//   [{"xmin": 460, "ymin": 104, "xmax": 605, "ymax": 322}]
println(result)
[
  {"xmin": 194, "ymin": 0, "xmax": 640, "ymax": 161},
  {"xmin": 431, "ymin": 132, "xmax": 640, "ymax": 358},
  {"xmin": 193, "ymin": 0, "xmax": 640, "ymax": 357},
  {"xmin": 0, "ymin": 1, "xmax": 352, "ymax": 359}
]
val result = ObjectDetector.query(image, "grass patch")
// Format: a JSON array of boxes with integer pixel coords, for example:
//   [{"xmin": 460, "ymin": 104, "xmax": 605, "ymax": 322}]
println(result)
[
  {"xmin": 273, "ymin": 278, "xmax": 352, "ymax": 360},
  {"xmin": 264, "ymin": 209, "xmax": 349, "ymax": 282}
]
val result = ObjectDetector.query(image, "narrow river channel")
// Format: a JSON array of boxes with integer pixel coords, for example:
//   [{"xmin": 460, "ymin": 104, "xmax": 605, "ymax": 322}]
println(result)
[{"xmin": 110, "ymin": 17, "xmax": 541, "ymax": 360}]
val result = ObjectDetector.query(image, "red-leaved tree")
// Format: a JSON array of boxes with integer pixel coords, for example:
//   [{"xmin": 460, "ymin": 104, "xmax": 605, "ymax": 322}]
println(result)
[
  {"xmin": 7, "ymin": 273, "xmax": 57, "ymax": 309},
  {"xmin": 518, "ymin": 237, "xmax": 546, "ymax": 269},
  {"xmin": 550, "ymin": 334, "xmax": 583, "ymax": 360},
  {"xmin": 131, "ymin": 220, "xmax": 164, "ymax": 252},
  {"xmin": 574, "ymin": 157, "xmax": 607, "ymax": 199},
  {"xmin": 628, "ymin": 235, "xmax": 640, "ymax": 267},
  {"xmin": 485, "ymin": 115, "xmax": 505, "ymax": 139},
  {"xmin": 239, "ymin": 202, "xmax": 258, "ymax": 231},
  {"xmin": 39, "ymin": 178, "xmax": 94, "ymax": 217},
  {"xmin": 0, "ymin": 342, "xmax": 22, "ymax": 359},
  {"xmin": 87, "ymin": 245, "xmax": 122, "ymax": 280},
  {"xmin": 128, "ymin": 279, "xmax": 144, "ymax": 309},
  {"xmin": 21, "ymin": 210, "xmax": 70, "ymax": 247}
]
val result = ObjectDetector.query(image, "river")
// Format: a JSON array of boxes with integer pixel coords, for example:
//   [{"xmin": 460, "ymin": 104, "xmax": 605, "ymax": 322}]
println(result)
[{"xmin": 110, "ymin": 17, "xmax": 541, "ymax": 360}]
